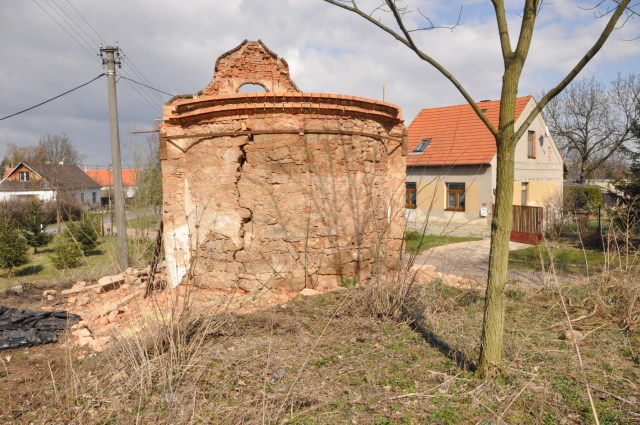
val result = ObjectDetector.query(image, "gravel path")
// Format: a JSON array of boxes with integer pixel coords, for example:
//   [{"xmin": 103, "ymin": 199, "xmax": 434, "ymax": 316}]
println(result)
[{"xmin": 411, "ymin": 238, "xmax": 571, "ymax": 285}]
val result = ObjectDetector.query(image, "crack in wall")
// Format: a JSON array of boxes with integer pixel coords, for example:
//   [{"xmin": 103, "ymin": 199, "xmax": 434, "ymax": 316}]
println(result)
[{"xmin": 232, "ymin": 137, "xmax": 253, "ymax": 264}]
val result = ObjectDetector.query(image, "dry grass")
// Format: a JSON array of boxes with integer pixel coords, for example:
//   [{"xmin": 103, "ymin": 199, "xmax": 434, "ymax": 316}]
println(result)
[
  {"xmin": 7, "ymin": 267, "xmax": 633, "ymax": 425},
  {"xmin": 4, "ymin": 208, "xmax": 640, "ymax": 424}
]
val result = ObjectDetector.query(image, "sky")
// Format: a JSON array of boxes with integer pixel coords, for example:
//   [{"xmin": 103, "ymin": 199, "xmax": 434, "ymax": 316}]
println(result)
[{"xmin": 0, "ymin": 0, "xmax": 638, "ymax": 169}]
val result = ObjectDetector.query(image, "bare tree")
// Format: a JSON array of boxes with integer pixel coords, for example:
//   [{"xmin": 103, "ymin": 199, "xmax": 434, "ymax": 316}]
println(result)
[
  {"xmin": 545, "ymin": 74, "xmax": 640, "ymax": 183},
  {"xmin": 1, "ymin": 143, "xmax": 40, "ymax": 174},
  {"xmin": 323, "ymin": 0, "xmax": 636, "ymax": 378},
  {"xmin": 36, "ymin": 133, "xmax": 83, "ymax": 166},
  {"xmin": 1, "ymin": 134, "xmax": 83, "ymax": 174},
  {"xmin": 131, "ymin": 133, "xmax": 163, "ymax": 211}
]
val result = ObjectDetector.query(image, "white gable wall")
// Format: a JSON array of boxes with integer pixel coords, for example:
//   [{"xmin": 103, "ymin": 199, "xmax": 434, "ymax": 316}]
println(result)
[{"xmin": 512, "ymin": 98, "xmax": 564, "ymax": 206}]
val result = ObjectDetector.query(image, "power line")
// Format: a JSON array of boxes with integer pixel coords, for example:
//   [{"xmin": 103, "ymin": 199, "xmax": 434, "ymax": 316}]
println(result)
[
  {"xmin": 64, "ymin": 0, "xmax": 106, "ymax": 45},
  {"xmin": 119, "ymin": 76, "xmax": 175, "ymax": 97},
  {"xmin": 47, "ymin": 0, "xmax": 101, "ymax": 46},
  {"xmin": 119, "ymin": 69, "xmax": 165, "ymax": 111},
  {"xmin": 120, "ymin": 49, "xmax": 168, "ymax": 104},
  {"xmin": 31, "ymin": 0, "xmax": 100, "ymax": 64},
  {"xmin": 38, "ymin": 0, "xmax": 169, "ymax": 110},
  {"xmin": 33, "ymin": 0, "xmax": 166, "ymax": 114},
  {"xmin": 0, "ymin": 74, "xmax": 105, "ymax": 121}
]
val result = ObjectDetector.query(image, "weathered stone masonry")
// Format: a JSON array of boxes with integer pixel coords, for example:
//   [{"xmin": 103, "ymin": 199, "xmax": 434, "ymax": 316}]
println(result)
[{"xmin": 160, "ymin": 40, "xmax": 407, "ymax": 294}]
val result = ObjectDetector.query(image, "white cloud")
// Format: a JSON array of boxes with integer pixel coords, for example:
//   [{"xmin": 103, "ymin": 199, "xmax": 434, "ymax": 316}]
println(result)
[{"xmin": 0, "ymin": 0, "xmax": 637, "ymax": 164}]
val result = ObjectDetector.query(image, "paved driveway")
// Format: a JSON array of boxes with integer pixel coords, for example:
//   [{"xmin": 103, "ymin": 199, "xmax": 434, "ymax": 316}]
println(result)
[{"xmin": 411, "ymin": 238, "xmax": 549, "ymax": 285}]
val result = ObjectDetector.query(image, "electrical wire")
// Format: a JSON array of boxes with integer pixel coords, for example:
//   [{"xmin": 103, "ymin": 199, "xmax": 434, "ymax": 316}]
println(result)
[
  {"xmin": 119, "ymin": 76, "xmax": 175, "ymax": 97},
  {"xmin": 47, "ymin": 0, "xmax": 101, "ymax": 47},
  {"xmin": 33, "ymin": 0, "xmax": 168, "ymax": 113},
  {"xmin": 0, "ymin": 74, "xmax": 105, "ymax": 121},
  {"xmin": 44, "ymin": 0, "xmax": 169, "ymax": 110},
  {"xmin": 31, "ymin": 0, "xmax": 100, "ymax": 64},
  {"xmin": 64, "ymin": 0, "xmax": 106, "ymax": 44},
  {"xmin": 119, "ymin": 69, "xmax": 165, "ymax": 111},
  {"xmin": 120, "ymin": 49, "xmax": 168, "ymax": 104}
]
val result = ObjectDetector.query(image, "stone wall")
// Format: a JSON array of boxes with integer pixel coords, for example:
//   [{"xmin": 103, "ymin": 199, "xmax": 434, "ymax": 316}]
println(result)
[
  {"xmin": 160, "ymin": 40, "xmax": 406, "ymax": 294},
  {"xmin": 200, "ymin": 39, "xmax": 300, "ymax": 95}
]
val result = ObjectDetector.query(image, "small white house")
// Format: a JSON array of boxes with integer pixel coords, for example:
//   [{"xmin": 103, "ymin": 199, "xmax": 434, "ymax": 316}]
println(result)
[{"xmin": 0, "ymin": 162, "xmax": 101, "ymax": 208}]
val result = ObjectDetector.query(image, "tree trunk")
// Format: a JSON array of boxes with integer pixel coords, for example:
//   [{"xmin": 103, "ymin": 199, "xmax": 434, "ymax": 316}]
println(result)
[
  {"xmin": 579, "ymin": 160, "xmax": 587, "ymax": 184},
  {"xmin": 477, "ymin": 137, "xmax": 516, "ymax": 378}
]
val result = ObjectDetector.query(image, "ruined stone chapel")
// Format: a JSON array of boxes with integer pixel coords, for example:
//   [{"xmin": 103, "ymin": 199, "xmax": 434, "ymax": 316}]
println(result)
[{"xmin": 159, "ymin": 40, "xmax": 407, "ymax": 295}]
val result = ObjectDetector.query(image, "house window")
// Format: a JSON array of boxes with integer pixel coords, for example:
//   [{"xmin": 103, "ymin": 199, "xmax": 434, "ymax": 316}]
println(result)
[
  {"xmin": 406, "ymin": 182, "xmax": 417, "ymax": 209},
  {"xmin": 527, "ymin": 131, "xmax": 536, "ymax": 158},
  {"xmin": 92, "ymin": 192, "xmax": 97, "ymax": 204},
  {"xmin": 412, "ymin": 138, "xmax": 431, "ymax": 153},
  {"xmin": 521, "ymin": 182, "xmax": 528, "ymax": 205},
  {"xmin": 19, "ymin": 171, "xmax": 29, "ymax": 181},
  {"xmin": 80, "ymin": 192, "xmax": 85, "ymax": 203},
  {"xmin": 446, "ymin": 183, "xmax": 465, "ymax": 211}
]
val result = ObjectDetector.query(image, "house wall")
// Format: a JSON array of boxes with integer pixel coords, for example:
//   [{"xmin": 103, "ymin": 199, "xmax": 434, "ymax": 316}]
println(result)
[
  {"xmin": 0, "ymin": 189, "xmax": 99, "ymax": 210},
  {"xmin": 512, "ymin": 99, "xmax": 564, "ymax": 206},
  {"xmin": 406, "ymin": 164, "xmax": 493, "ymax": 237},
  {"xmin": 73, "ymin": 188, "xmax": 101, "ymax": 209},
  {"xmin": 512, "ymin": 181, "xmax": 562, "ymax": 206},
  {"xmin": 0, "ymin": 190, "xmax": 55, "ymax": 202},
  {"xmin": 3, "ymin": 164, "xmax": 42, "ymax": 182}
]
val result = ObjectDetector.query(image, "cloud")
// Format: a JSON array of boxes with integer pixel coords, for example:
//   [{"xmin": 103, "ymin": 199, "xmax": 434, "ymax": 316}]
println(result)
[{"xmin": 0, "ymin": 0, "xmax": 637, "ymax": 164}]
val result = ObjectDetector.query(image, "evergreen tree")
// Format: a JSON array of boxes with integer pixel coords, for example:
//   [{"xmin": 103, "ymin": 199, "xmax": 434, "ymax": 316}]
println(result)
[
  {"xmin": 21, "ymin": 199, "xmax": 53, "ymax": 253},
  {"xmin": 0, "ymin": 218, "xmax": 29, "ymax": 277},
  {"xmin": 48, "ymin": 236, "xmax": 82, "ymax": 270},
  {"xmin": 66, "ymin": 213, "xmax": 99, "ymax": 254}
]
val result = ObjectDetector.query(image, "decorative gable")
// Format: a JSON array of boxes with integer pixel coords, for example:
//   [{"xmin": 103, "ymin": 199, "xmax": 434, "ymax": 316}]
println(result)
[{"xmin": 199, "ymin": 39, "xmax": 300, "ymax": 95}]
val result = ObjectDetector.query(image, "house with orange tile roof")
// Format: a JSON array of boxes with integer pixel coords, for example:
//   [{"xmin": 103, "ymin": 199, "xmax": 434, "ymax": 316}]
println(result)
[
  {"xmin": 82, "ymin": 168, "xmax": 140, "ymax": 206},
  {"xmin": 406, "ymin": 96, "xmax": 564, "ymax": 237},
  {"xmin": 0, "ymin": 162, "xmax": 101, "ymax": 208}
]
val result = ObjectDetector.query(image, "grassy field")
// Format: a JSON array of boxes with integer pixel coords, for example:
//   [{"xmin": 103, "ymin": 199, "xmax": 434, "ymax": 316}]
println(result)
[
  {"xmin": 508, "ymin": 243, "xmax": 610, "ymax": 275},
  {"xmin": 4, "ymin": 276, "xmax": 637, "ymax": 424},
  {"xmin": 405, "ymin": 231, "xmax": 482, "ymax": 254},
  {"xmin": 127, "ymin": 213, "xmax": 162, "ymax": 229},
  {"xmin": 0, "ymin": 235, "xmax": 155, "ymax": 291}
]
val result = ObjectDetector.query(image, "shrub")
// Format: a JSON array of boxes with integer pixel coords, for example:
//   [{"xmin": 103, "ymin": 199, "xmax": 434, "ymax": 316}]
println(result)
[
  {"xmin": 340, "ymin": 277, "xmax": 358, "ymax": 287},
  {"xmin": 66, "ymin": 214, "xmax": 99, "ymax": 254},
  {"xmin": 48, "ymin": 237, "xmax": 82, "ymax": 269},
  {"xmin": 564, "ymin": 186, "xmax": 604, "ymax": 213},
  {"xmin": 0, "ymin": 217, "xmax": 29, "ymax": 277},
  {"xmin": 0, "ymin": 197, "xmax": 82, "ymax": 225},
  {"xmin": 20, "ymin": 199, "xmax": 53, "ymax": 253}
]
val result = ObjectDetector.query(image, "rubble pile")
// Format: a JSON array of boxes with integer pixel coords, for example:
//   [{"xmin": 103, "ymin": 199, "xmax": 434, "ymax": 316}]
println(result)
[
  {"xmin": 36, "ymin": 262, "xmax": 479, "ymax": 355},
  {"xmin": 408, "ymin": 264, "xmax": 482, "ymax": 289},
  {"xmin": 59, "ymin": 266, "xmax": 158, "ymax": 352},
  {"xmin": 55, "ymin": 266, "xmax": 302, "ymax": 354}
]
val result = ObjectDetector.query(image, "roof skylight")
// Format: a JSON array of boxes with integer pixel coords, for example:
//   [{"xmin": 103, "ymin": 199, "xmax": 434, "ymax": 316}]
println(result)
[{"xmin": 412, "ymin": 138, "xmax": 431, "ymax": 153}]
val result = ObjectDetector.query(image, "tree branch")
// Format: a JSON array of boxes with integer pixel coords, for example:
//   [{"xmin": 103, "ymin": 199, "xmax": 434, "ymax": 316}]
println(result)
[
  {"xmin": 322, "ymin": 0, "xmax": 498, "ymax": 135},
  {"xmin": 515, "ymin": 0, "xmax": 632, "ymax": 141},
  {"xmin": 514, "ymin": 0, "xmax": 539, "ymax": 61},
  {"xmin": 491, "ymin": 0, "xmax": 514, "ymax": 59}
]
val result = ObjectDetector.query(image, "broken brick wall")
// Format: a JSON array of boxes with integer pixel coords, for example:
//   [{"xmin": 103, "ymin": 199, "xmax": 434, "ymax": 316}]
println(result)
[{"xmin": 160, "ymin": 41, "xmax": 406, "ymax": 294}]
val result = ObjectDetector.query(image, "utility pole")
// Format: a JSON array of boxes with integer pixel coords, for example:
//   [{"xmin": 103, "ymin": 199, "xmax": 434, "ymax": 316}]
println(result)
[{"xmin": 100, "ymin": 44, "xmax": 129, "ymax": 270}]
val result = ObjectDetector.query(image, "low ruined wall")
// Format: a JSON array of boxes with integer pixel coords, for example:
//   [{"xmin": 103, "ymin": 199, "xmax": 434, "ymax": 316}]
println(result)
[{"xmin": 159, "ymin": 41, "xmax": 406, "ymax": 294}]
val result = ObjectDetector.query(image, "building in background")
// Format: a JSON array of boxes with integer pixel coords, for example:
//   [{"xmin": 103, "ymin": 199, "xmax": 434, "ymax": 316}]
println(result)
[
  {"xmin": 0, "ymin": 162, "xmax": 101, "ymax": 209},
  {"xmin": 83, "ymin": 168, "xmax": 140, "ymax": 206},
  {"xmin": 406, "ymin": 96, "xmax": 564, "ymax": 237}
]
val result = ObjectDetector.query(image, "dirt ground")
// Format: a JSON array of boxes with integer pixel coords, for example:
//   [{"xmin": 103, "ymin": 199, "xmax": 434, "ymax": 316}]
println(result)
[
  {"xmin": 0, "ymin": 284, "xmax": 80, "ymax": 424},
  {"xmin": 0, "ymin": 275, "xmax": 638, "ymax": 425}
]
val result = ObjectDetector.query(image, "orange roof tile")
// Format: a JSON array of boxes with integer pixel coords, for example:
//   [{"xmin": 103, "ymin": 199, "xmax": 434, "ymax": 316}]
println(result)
[
  {"xmin": 84, "ymin": 169, "xmax": 140, "ymax": 187},
  {"xmin": 406, "ymin": 96, "xmax": 532, "ymax": 166},
  {"xmin": 2, "ymin": 166, "xmax": 16, "ymax": 180}
]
